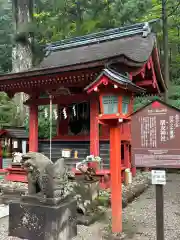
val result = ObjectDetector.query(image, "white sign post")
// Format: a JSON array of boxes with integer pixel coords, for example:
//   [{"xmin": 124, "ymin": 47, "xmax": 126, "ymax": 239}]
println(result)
[
  {"xmin": 151, "ymin": 170, "xmax": 166, "ymax": 185},
  {"xmin": 151, "ymin": 169, "xmax": 166, "ymax": 240}
]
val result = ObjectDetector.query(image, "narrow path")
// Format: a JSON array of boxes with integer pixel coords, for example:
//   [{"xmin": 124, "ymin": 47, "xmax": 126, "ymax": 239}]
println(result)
[{"xmin": 122, "ymin": 173, "xmax": 180, "ymax": 240}]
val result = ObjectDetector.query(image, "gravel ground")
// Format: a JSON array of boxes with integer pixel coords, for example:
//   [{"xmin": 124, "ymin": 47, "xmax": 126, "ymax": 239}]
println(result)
[
  {"xmin": 0, "ymin": 174, "xmax": 180, "ymax": 240},
  {"xmin": 122, "ymin": 173, "xmax": 180, "ymax": 240},
  {"xmin": 0, "ymin": 180, "xmax": 27, "ymax": 189},
  {"xmin": 0, "ymin": 172, "xmax": 149, "ymax": 240},
  {"xmin": 1, "ymin": 173, "xmax": 180, "ymax": 240}
]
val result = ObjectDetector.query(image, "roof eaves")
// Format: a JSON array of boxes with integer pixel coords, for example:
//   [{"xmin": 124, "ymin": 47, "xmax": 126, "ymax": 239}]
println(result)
[
  {"xmin": 103, "ymin": 68, "xmax": 145, "ymax": 93},
  {"xmin": 152, "ymin": 42, "xmax": 167, "ymax": 92},
  {"xmin": 104, "ymin": 68, "xmax": 131, "ymax": 84},
  {"xmin": 84, "ymin": 72, "xmax": 104, "ymax": 91},
  {"xmin": 85, "ymin": 68, "xmax": 145, "ymax": 93}
]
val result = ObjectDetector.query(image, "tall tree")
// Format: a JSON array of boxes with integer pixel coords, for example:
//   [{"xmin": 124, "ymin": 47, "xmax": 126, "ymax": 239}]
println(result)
[
  {"xmin": 12, "ymin": 0, "xmax": 34, "ymax": 125},
  {"xmin": 162, "ymin": 0, "xmax": 169, "ymax": 102},
  {"xmin": 111, "ymin": 0, "xmax": 152, "ymax": 26},
  {"xmin": 0, "ymin": 0, "xmax": 12, "ymax": 73}
]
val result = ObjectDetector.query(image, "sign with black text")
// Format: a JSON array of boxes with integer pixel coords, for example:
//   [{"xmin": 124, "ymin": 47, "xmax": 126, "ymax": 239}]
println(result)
[{"xmin": 131, "ymin": 100, "xmax": 180, "ymax": 168}]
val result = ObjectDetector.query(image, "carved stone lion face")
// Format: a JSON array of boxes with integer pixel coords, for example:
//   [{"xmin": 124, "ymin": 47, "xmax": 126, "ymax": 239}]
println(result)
[{"xmin": 21, "ymin": 152, "xmax": 52, "ymax": 175}]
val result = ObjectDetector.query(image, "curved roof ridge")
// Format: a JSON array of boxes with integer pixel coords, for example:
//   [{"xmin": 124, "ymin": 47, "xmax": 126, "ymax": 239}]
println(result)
[
  {"xmin": 39, "ymin": 33, "xmax": 156, "ymax": 69},
  {"xmin": 45, "ymin": 22, "xmax": 152, "ymax": 54}
]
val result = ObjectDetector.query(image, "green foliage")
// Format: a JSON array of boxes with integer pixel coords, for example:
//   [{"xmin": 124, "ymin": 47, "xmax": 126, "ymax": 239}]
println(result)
[
  {"xmin": 0, "ymin": 0, "xmax": 12, "ymax": 73},
  {"xmin": 0, "ymin": 93, "xmax": 20, "ymax": 127},
  {"xmin": 0, "ymin": 0, "xmax": 179, "ymax": 76},
  {"xmin": 38, "ymin": 113, "xmax": 56, "ymax": 139},
  {"xmin": 111, "ymin": 0, "xmax": 152, "ymax": 25},
  {"xmin": 134, "ymin": 95, "xmax": 162, "ymax": 111},
  {"xmin": 24, "ymin": 106, "xmax": 57, "ymax": 139},
  {"xmin": 139, "ymin": 0, "xmax": 180, "ymax": 79}
]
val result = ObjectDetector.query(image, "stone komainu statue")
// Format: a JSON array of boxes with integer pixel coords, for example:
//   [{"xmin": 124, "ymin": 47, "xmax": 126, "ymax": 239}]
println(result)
[
  {"xmin": 21, "ymin": 152, "xmax": 75, "ymax": 199},
  {"xmin": 21, "ymin": 152, "xmax": 99, "ymax": 214}
]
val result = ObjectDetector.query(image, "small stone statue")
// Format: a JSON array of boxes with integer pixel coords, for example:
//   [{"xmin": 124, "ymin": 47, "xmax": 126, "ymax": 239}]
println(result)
[
  {"xmin": 21, "ymin": 152, "xmax": 52, "ymax": 196},
  {"xmin": 20, "ymin": 152, "xmax": 99, "ymax": 215},
  {"xmin": 9, "ymin": 152, "xmax": 78, "ymax": 240},
  {"xmin": 21, "ymin": 152, "xmax": 75, "ymax": 203}
]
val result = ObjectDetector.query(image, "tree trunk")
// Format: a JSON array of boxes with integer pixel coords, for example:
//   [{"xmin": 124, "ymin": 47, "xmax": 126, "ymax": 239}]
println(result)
[
  {"xmin": 162, "ymin": 0, "xmax": 169, "ymax": 103},
  {"xmin": 12, "ymin": 0, "xmax": 33, "ymax": 125}
]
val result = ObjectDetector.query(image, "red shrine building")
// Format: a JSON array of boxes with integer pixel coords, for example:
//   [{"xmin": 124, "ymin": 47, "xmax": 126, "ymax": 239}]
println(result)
[{"xmin": 0, "ymin": 22, "xmax": 166, "ymax": 175}]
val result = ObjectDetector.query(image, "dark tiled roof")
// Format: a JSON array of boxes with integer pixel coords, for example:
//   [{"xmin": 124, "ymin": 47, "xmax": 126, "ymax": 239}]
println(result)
[
  {"xmin": 1, "ymin": 127, "xmax": 28, "ymax": 139},
  {"xmin": 0, "ymin": 21, "xmax": 165, "ymax": 94},
  {"xmin": 85, "ymin": 68, "xmax": 145, "ymax": 94},
  {"xmin": 40, "ymin": 33, "xmax": 155, "ymax": 69},
  {"xmin": 45, "ymin": 22, "xmax": 151, "ymax": 51},
  {"xmin": 39, "ymin": 22, "xmax": 153, "ymax": 69}
]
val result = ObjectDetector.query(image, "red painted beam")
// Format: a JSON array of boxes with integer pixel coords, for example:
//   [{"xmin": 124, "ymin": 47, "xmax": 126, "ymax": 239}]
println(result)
[
  {"xmin": 136, "ymin": 80, "xmax": 153, "ymax": 87},
  {"xmin": 3, "ymin": 81, "xmax": 89, "ymax": 95},
  {"xmin": 25, "ymin": 93, "xmax": 90, "ymax": 106},
  {"xmin": 0, "ymin": 68, "xmax": 100, "ymax": 93}
]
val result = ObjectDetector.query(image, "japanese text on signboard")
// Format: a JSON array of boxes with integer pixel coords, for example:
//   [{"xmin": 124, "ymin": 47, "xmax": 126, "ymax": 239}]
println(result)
[{"xmin": 131, "ymin": 101, "xmax": 180, "ymax": 168}]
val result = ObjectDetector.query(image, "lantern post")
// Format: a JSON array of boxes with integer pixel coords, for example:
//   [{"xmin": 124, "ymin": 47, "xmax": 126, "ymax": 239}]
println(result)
[
  {"xmin": 84, "ymin": 68, "xmax": 145, "ymax": 233},
  {"xmin": 98, "ymin": 93, "xmax": 130, "ymax": 233}
]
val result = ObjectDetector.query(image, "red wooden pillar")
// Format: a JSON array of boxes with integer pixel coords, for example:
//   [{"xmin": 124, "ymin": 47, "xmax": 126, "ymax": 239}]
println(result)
[
  {"xmin": 110, "ymin": 126, "xmax": 122, "ymax": 233},
  {"xmin": 29, "ymin": 104, "xmax": 38, "ymax": 152},
  {"xmin": 89, "ymin": 96, "xmax": 99, "ymax": 169}
]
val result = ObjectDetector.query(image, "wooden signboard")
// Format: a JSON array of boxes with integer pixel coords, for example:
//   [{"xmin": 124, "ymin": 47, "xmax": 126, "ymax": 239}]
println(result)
[{"xmin": 131, "ymin": 100, "xmax": 180, "ymax": 168}]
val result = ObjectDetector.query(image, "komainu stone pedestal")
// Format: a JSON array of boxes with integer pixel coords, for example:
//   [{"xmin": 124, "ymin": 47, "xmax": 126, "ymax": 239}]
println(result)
[
  {"xmin": 76, "ymin": 179, "xmax": 99, "ymax": 202},
  {"xmin": 9, "ymin": 198, "xmax": 77, "ymax": 240},
  {"xmin": 75, "ymin": 179, "xmax": 104, "ymax": 225}
]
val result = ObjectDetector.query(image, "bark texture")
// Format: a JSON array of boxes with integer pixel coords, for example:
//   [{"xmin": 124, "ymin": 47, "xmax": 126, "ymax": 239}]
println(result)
[{"xmin": 12, "ymin": 0, "xmax": 33, "ymax": 124}]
